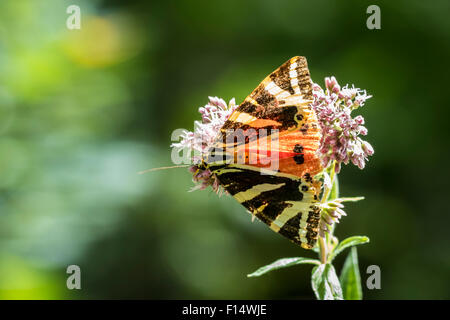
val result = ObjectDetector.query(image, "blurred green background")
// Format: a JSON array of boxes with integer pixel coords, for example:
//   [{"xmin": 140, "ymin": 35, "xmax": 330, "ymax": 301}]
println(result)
[{"xmin": 0, "ymin": 0, "xmax": 449, "ymax": 299}]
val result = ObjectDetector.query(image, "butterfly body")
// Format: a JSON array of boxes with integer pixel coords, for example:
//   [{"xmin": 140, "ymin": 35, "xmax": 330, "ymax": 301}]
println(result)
[{"xmin": 203, "ymin": 56, "xmax": 323, "ymax": 249}]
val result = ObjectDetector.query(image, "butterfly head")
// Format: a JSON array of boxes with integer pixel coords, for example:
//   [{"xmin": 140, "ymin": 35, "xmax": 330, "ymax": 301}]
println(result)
[{"xmin": 197, "ymin": 159, "xmax": 208, "ymax": 171}]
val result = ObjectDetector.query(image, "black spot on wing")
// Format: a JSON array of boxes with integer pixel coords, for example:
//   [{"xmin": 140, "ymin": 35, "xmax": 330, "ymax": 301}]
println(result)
[
  {"xmin": 293, "ymin": 144, "xmax": 305, "ymax": 164},
  {"xmin": 293, "ymin": 144, "xmax": 304, "ymax": 153},
  {"xmin": 294, "ymin": 154, "xmax": 304, "ymax": 164}
]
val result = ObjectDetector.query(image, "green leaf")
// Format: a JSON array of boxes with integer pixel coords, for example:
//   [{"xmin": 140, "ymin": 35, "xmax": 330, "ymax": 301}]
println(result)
[
  {"xmin": 328, "ymin": 175, "xmax": 339, "ymax": 201},
  {"xmin": 337, "ymin": 196, "xmax": 364, "ymax": 202},
  {"xmin": 247, "ymin": 257, "xmax": 320, "ymax": 277},
  {"xmin": 329, "ymin": 236, "xmax": 370, "ymax": 261},
  {"xmin": 340, "ymin": 247, "xmax": 363, "ymax": 300},
  {"xmin": 311, "ymin": 263, "xmax": 343, "ymax": 300}
]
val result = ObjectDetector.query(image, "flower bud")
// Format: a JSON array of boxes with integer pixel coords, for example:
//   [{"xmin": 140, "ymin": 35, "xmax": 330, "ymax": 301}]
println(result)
[{"xmin": 362, "ymin": 141, "xmax": 374, "ymax": 156}]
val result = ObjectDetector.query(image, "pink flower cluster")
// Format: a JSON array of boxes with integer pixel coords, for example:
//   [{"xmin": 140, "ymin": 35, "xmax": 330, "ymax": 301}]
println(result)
[
  {"xmin": 311, "ymin": 76, "xmax": 374, "ymax": 173},
  {"xmin": 171, "ymin": 96, "xmax": 237, "ymax": 192},
  {"xmin": 188, "ymin": 166, "xmax": 222, "ymax": 193}
]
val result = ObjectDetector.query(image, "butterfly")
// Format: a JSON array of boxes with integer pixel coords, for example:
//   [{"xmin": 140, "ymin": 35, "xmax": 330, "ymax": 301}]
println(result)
[{"xmin": 198, "ymin": 56, "xmax": 323, "ymax": 249}]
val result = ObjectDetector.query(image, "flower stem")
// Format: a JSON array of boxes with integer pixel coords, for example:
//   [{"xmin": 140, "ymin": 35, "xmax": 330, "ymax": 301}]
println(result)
[
  {"xmin": 319, "ymin": 236, "xmax": 327, "ymax": 264},
  {"xmin": 321, "ymin": 161, "xmax": 337, "ymax": 203},
  {"xmin": 318, "ymin": 161, "xmax": 337, "ymax": 264}
]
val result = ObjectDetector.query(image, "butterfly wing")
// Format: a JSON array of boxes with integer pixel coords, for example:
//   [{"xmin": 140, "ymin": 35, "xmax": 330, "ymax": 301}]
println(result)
[
  {"xmin": 207, "ymin": 56, "xmax": 322, "ymax": 249},
  {"xmin": 210, "ymin": 56, "xmax": 322, "ymax": 176},
  {"xmin": 214, "ymin": 164, "xmax": 321, "ymax": 249},
  {"xmin": 221, "ymin": 56, "xmax": 316, "ymax": 134}
]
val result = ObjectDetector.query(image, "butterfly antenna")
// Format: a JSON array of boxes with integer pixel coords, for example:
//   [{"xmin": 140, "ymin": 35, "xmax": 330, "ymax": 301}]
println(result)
[{"xmin": 138, "ymin": 165, "xmax": 190, "ymax": 174}]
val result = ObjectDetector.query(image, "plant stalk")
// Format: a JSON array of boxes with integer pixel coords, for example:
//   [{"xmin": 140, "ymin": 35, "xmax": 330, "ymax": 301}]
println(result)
[
  {"xmin": 318, "ymin": 160, "xmax": 337, "ymax": 264},
  {"xmin": 319, "ymin": 236, "xmax": 327, "ymax": 264}
]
